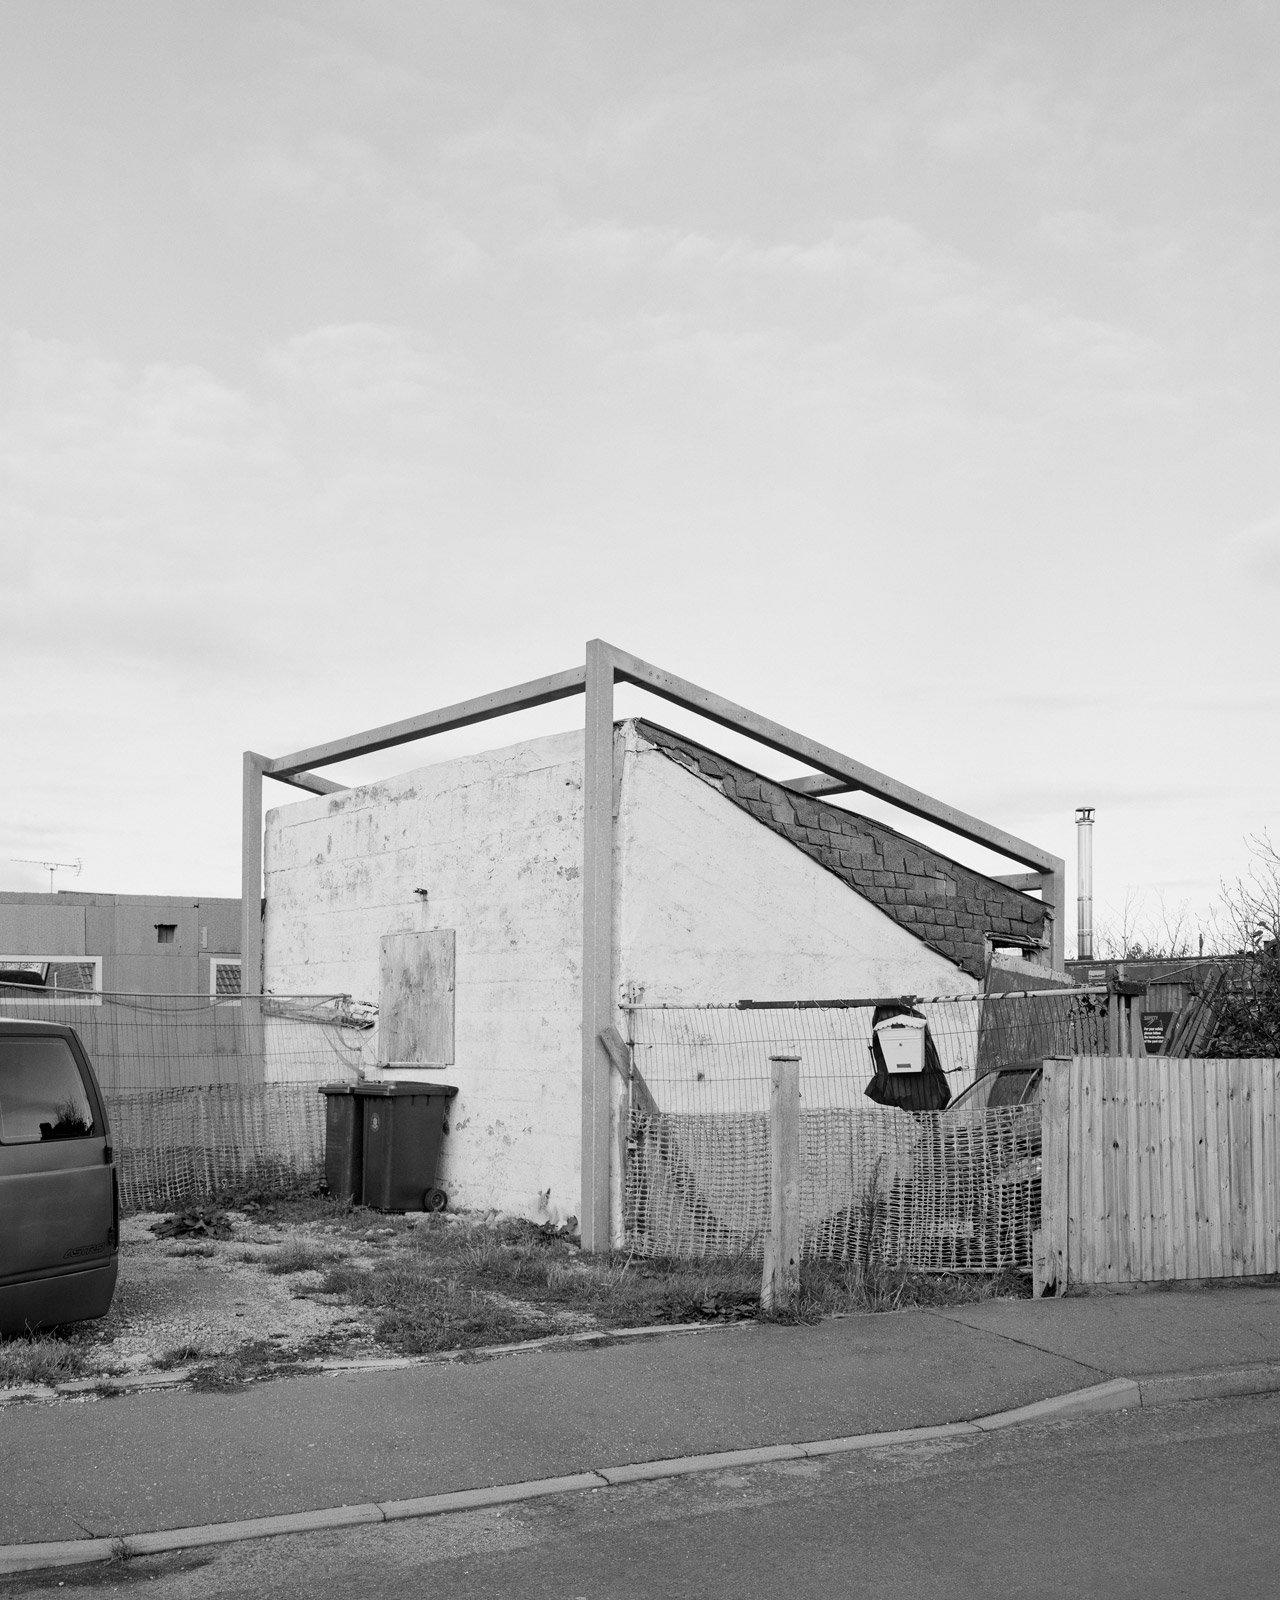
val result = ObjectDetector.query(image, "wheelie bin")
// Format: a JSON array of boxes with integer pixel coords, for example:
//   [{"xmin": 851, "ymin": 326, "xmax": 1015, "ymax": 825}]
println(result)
[
  {"xmin": 319, "ymin": 1083, "xmax": 363, "ymax": 1205},
  {"xmin": 358, "ymin": 1081, "xmax": 458, "ymax": 1213}
]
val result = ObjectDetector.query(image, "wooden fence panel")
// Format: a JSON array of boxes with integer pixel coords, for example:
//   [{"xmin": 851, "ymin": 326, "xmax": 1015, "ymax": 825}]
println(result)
[{"xmin": 1064, "ymin": 1057, "xmax": 1280, "ymax": 1288}]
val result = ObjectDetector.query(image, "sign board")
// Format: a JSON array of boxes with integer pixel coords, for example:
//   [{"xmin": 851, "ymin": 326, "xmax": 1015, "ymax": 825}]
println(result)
[{"xmin": 1141, "ymin": 1011, "xmax": 1173, "ymax": 1054}]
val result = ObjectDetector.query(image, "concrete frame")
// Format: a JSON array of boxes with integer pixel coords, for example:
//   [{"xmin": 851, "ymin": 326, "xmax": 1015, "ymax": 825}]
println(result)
[{"xmin": 241, "ymin": 639, "xmax": 1065, "ymax": 1250}]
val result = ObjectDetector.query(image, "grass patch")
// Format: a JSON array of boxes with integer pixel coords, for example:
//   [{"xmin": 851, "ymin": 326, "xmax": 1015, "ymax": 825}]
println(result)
[
  {"xmin": 447, "ymin": 1233, "xmax": 761, "ymax": 1327},
  {"xmin": 0, "ymin": 1333, "xmax": 93, "ymax": 1387},
  {"xmin": 312, "ymin": 1259, "xmax": 555, "ymax": 1354},
  {"xmin": 261, "ymin": 1239, "xmax": 345, "ymax": 1276},
  {"xmin": 797, "ymin": 1259, "xmax": 1031, "ymax": 1316},
  {"xmin": 304, "ymin": 1223, "xmax": 762, "ymax": 1355}
]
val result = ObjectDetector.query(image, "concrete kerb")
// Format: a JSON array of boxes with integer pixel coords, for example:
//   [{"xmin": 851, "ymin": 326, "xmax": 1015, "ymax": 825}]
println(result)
[
  {"xmin": 969, "ymin": 1376, "xmax": 1140, "ymax": 1430},
  {"xmin": 4, "ymin": 1366, "xmax": 1280, "ymax": 1579},
  {"xmin": 1137, "ymin": 1363, "xmax": 1280, "ymax": 1409}
]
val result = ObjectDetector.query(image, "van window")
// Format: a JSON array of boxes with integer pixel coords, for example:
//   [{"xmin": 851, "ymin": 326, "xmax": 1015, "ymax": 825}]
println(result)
[{"xmin": 0, "ymin": 1036, "xmax": 97, "ymax": 1144}]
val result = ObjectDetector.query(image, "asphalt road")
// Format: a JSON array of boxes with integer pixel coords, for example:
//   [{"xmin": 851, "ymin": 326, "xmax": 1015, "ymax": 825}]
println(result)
[{"xmin": 8, "ymin": 1393, "xmax": 1280, "ymax": 1599}]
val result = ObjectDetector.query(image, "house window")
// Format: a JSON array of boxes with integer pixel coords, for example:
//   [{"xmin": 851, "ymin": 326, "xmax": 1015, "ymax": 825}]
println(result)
[
  {"xmin": 0, "ymin": 958, "xmax": 103, "ymax": 1005},
  {"xmin": 210, "ymin": 958, "xmax": 242, "ymax": 1005},
  {"xmin": 155, "ymin": 924, "xmax": 176, "ymax": 945}
]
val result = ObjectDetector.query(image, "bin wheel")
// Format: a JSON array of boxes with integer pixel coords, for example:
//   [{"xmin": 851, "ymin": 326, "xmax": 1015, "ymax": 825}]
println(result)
[{"xmin": 424, "ymin": 1187, "xmax": 449, "ymax": 1213}]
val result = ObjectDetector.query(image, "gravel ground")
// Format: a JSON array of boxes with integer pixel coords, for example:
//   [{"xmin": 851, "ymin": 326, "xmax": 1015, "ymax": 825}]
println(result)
[
  {"xmin": 1, "ymin": 1209, "xmax": 396, "ymax": 1396},
  {"xmin": 100, "ymin": 1212, "xmax": 383, "ymax": 1374}
]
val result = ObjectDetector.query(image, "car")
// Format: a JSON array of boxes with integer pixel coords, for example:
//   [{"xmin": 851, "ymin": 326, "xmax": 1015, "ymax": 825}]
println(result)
[
  {"xmin": 0, "ymin": 1018, "xmax": 119, "ymax": 1334},
  {"xmin": 947, "ymin": 1063, "xmax": 1043, "ymax": 1116}
]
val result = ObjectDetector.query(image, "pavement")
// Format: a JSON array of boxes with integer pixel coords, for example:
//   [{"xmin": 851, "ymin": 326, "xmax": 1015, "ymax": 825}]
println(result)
[{"xmin": 3, "ymin": 1281, "xmax": 1280, "ymax": 1575}]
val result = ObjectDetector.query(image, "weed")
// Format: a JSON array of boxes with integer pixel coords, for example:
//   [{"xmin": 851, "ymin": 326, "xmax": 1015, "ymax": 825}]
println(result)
[
  {"xmin": 150, "ymin": 1208, "xmax": 234, "ymax": 1241},
  {"xmin": 185, "ymin": 1340, "xmax": 286, "ymax": 1392},
  {"xmin": 261, "ymin": 1239, "xmax": 344, "ymax": 1276},
  {"xmin": 155, "ymin": 1341, "xmax": 215, "ymax": 1369},
  {"xmin": 186, "ymin": 1355, "xmax": 249, "ymax": 1392},
  {"xmin": 796, "ymin": 1257, "xmax": 1031, "ymax": 1315},
  {"xmin": 311, "ymin": 1258, "xmax": 558, "ymax": 1353},
  {"xmin": 0, "ymin": 1333, "xmax": 91, "ymax": 1387}
]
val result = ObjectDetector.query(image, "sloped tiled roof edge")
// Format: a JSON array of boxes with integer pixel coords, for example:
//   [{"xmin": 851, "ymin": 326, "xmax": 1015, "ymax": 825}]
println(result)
[{"xmin": 630, "ymin": 719, "xmax": 1048, "ymax": 982}]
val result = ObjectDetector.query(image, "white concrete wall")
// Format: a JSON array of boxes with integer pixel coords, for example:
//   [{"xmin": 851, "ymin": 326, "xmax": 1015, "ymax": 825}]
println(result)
[
  {"xmin": 615, "ymin": 724, "xmax": 971, "ymax": 1007},
  {"xmin": 263, "ymin": 729, "xmax": 585, "ymax": 1224}
]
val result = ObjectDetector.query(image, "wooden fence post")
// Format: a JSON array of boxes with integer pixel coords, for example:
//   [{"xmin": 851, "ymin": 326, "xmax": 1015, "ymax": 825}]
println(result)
[
  {"xmin": 1035, "ymin": 1058, "xmax": 1071, "ymax": 1297},
  {"xmin": 763, "ymin": 1054, "xmax": 801, "ymax": 1313}
]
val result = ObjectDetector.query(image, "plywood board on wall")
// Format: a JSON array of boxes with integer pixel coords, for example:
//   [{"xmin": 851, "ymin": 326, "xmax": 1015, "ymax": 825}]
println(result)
[{"xmin": 379, "ymin": 930, "xmax": 455, "ymax": 1066}]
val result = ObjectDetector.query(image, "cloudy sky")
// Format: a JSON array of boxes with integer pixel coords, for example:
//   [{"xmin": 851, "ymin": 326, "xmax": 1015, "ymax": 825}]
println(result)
[{"xmin": 3, "ymin": 1, "xmax": 1277, "ymax": 954}]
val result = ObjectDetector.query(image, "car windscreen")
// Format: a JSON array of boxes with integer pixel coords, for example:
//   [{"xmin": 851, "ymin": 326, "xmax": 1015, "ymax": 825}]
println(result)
[
  {"xmin": 950, "ymin": 1068, "xmax": 1038, "ymax": 1115},
  {"xmin": 0, "ymin": 1036, "xmax": 97, "ymax": 1143},
  {"xmin": 982, "ymin": 1069, "xmax": 1037, "ymax": 1107}
]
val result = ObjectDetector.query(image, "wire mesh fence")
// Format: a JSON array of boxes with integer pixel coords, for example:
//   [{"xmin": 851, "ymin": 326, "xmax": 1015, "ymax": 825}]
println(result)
[
  {"xmin": 0, "ymin": 986, "xmax": 375, "ymax": 1210},
  {"xmin": 624, "ymin": 990, "xmax": 1105, "ymax": 1271}
]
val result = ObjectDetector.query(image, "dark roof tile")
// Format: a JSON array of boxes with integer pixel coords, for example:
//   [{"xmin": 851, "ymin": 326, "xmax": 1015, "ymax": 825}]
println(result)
[{"xmin": 633, "ymin": 719, "xmax": 1049, "ymax": 981}]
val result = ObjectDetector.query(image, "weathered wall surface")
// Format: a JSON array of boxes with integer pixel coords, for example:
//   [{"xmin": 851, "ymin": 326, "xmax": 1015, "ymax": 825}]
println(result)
[
  {"xmin": 615, "ymin": 724, "xmax": 972, "ymax": 1007},
  {"xmin": 263, "ymin": 730, "xmax": 586, "ymax": 1224}
]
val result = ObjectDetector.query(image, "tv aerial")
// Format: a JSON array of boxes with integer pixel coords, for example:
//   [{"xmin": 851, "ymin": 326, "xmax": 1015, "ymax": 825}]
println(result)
[{"xmin": 14, "ymin": 857, "xmax": 82, "ymax": 895}]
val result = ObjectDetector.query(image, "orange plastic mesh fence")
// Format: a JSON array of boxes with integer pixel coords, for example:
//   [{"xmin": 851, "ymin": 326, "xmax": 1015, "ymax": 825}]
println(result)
[
  {"xmin": 0, "ymin": 987, "xmax": 374, "ymax": 1209},
  {"xmin": 621, "ymin": 994, "xmax": 1096, "ymax": 1270}
]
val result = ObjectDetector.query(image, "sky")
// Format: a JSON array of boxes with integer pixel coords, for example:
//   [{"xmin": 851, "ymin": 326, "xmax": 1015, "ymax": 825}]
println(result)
[{"xmin": 3, "ymin": 1, "xmax": 1278, "ymax": 956}]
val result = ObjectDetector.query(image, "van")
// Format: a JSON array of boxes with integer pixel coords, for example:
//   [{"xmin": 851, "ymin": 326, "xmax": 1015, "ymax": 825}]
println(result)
[{"xmin": 0, "ymin": 1018, "xmax": 119, "ymax": 1334}]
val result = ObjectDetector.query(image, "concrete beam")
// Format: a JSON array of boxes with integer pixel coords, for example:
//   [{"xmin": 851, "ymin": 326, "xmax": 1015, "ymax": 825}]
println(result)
[
  {"xmin": 271, "ymin": 770, "xmax": 348, "ymax": 796},
  {"xmin": 604, "ymin": 643, "xmax": 1058, "ymax": 873},
  {"xmin": 992, "ymin": 872, "xmax": 1046, "ymax": 892},
  {"xmin": 783, "ymin": 773, "xmax": 860, "ymax": 797},
  {"xmin": 265, "ymin": 667, "xmax": 587, "ymax": 777}
]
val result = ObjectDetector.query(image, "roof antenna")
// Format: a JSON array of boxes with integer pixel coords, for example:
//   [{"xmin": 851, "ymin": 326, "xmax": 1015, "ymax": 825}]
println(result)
[{"xmin": 14, "ymin": 857, "xmax": 82, "ymax": 895}]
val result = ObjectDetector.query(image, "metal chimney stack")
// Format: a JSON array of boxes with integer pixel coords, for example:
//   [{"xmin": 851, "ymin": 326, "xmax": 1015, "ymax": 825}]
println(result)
[{"xmin": 1075, "ymin": 807, "xmax": 1095, "ymax": 961}]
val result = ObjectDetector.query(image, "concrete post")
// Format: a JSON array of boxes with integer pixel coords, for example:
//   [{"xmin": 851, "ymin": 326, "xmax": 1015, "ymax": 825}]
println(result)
[
  {"xmin": 580, "ymin": 641, "xmax": 615, "ymax": 1251},
  {"xmin": 240, "ymin": 752, "xmax": 264, "ymax": 997}
]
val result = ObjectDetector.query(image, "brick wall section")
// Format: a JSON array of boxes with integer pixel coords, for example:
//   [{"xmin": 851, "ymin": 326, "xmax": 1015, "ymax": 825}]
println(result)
[{"xmin": 633, "ymin": 720, "xmax": 1048, "ymax": 982}]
